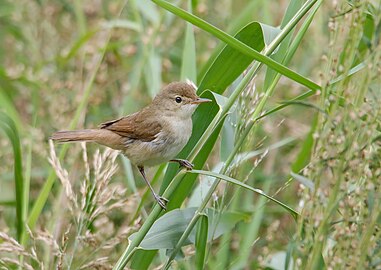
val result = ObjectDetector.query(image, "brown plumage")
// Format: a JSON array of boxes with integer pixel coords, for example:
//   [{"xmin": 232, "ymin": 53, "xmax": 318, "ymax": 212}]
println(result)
[
  {"xmin": 99, "ymin": 113, "xmax": 162, "ymax": 142},
  {"xmin": 51, "ymin": 81, "xmax": 211, "ymax": 209}
]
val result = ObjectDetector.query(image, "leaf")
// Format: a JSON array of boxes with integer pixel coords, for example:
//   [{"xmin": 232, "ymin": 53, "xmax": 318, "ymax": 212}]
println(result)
[
  {"xmin": 189, "ymin": 170, "xmax": 299, "ymax": 220},
  {"xmin": 197, "ymin": 1, "xmax": 264, "ymax": 80},
  {"xmin": 195, "ymin": 214, "xmax": 208, "ymax": 270},
  {"xmin": 180, "ymin": 0, "xmax": 197, "ymax": 82},
  {"xmin": 57, "ymin": 30, "xmax": 97, "ymax": 65},
  {"xmin": 0, "ymin": 112, "xmax": 25, "ymax": 241},
  {"xmin": 131, "ymin": 208, "xmax": 196, "ymax": 250},
  {"xmin": 152, "ymin": 0, "xmax": 321, "ymax": 92},
  {"xmin": 291, "ymin": 114, "xmax": 318, "ymax": 174},
  {"xmin": 285, "ymin": 238, "xmax": 297, "ymax": 270},
  {"xmin": 329, "ymin": 61, "xmax": 366, "ymax": 85},
  {"xmin": 121, "ymin": 156, "xmax": 137, "ymax": 193},
  {"xmin": 356, "ymin": 13, "xmax": 375, "ymax": 64},
  {"xmin": 221, "ymin": 114, "xmax": 236, "ymax": 162},
  {"xmin": 253, "ymin": 1, "xmax": 323, "ymax": 122},
  {"xmin": 264, "ymin": 0, "xmax": 303, "ymax": 90},
  {"xmin": 290, "ymin": 172, "xmax": 315, "ymax": 192},
  {"xmin": 130, "ymin": 250, "xmax": 156, "ymax": 270},
  {"xmin": 129, "ymin": 208, "xmax": 246, "ymax": 250},
  {"xmin": 198, "ymin": 22, "xmax": 276, "ymax": 95},
  {"xmin": 0, "ymin": 69, "xmax": 23, "ymax": 130},
  {"xmin": 200, "ymin": 209, "xmax": 248, "ymax": 242}
]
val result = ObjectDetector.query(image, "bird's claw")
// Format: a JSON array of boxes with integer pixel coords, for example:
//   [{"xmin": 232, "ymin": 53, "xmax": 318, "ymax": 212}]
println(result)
[
  {"xmin": 170, "ymin": 159, "xmax": 194, "ymax": 170},
  {"xmin": 155, "ymin": 196, "xmax": 169, "ymax": 210},
  {"xmin": 177, "ymin": 159, "xmax": 194, "ymax": 170}
]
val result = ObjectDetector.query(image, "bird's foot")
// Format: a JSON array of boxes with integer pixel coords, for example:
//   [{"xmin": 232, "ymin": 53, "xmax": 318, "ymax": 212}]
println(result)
[
  {"xmin": 154, "ymin": 195, "xmax": 169, "ymax": 210},
  {"xmin": 171, "ymin": 159, "xmax": 194, "ymax": 170}
]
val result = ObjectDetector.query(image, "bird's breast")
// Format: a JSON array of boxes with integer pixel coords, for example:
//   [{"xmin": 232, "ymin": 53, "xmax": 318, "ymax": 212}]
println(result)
[
  {"xmin": 122, "ymin": 117, "xmax": 193, "ymax": 167},
  {"xmin": 158, "ymin": 117, "xmax": 192, "ymax": 156}
]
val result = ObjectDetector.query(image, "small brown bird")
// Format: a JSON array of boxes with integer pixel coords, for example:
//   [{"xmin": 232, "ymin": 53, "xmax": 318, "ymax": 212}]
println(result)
[{"xmin": 51, "ymin": 81, "xmax": 211, "ymax": 209}]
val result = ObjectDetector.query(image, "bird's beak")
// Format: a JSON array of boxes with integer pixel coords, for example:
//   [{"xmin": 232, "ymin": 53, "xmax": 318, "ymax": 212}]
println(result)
[{"xmin": 191, "ymin": 97, "xmax": 212, "ymax": 104}]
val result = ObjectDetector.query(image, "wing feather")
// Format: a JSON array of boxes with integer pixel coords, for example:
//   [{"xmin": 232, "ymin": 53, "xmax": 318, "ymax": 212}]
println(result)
[{"xmin": 99, "ymin": 112, "xmax": 161, "ymax": 142}]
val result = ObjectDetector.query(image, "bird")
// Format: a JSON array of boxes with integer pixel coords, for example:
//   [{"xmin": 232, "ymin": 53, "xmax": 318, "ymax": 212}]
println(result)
[{"xmin": 51, "ymin": 81, "xmax": 212, "ymax": 209}]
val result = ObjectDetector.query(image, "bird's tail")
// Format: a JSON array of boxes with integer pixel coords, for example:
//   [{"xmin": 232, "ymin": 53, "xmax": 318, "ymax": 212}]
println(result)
[{"xmin": 50, "ymin": 129, "xmax": 100, "ymax": 143}]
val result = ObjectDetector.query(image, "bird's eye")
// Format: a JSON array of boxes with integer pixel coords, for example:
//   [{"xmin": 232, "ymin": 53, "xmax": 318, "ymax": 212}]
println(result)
[{"xmin": 175, "ymin": 97, "xmax": 182, "ymax": 103}]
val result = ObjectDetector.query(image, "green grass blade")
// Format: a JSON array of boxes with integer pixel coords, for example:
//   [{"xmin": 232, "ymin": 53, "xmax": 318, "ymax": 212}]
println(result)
[
  {"xmin": 162, "ymin": 208, "xmax": 246, "ymax": 268},
  {"xmin": 195, "ymin": 214, "xmax": 208, "ymax": 270},
  {"xmin": 264, "ymin": 0, "xmax": 303, "ymax": 89},
  {"xmin": 161, "ymin": 0, "xmax": 322, "ymax": 206},
  {"xmin": 197, "ymin": 22, "xmax": 276, "ymax": 94},
  {"xmin": 57, "ymin": 30, "xmax": 97, "ymax": 65},
  {"xmin": 254, "ymin": 0, "xmax": 323, "ymax": 121},
  {"xmin": 291, "ymin": 114, "xmax": 318, "ymax": 173},
  {"xmin": 129, "ymin": 208, "xmax": 198, "ymax": 250},
  {"xmin": 189, "ymin": 170, "xmax": 299, "ymax": 220},
  {"xmin": 115, "ymin": 2, "xmax": 321, "ymax": 268},
  {"xmin": 197, "ymin": 1, "xmax": 261, "ymax": 81},
  {"xmin": 0, "ymin": 112, "xmax": 25, "ymax": 241},
  {"xmin": 0, "ymin": 200, "xmax": 16, "ymax": 207},
  {"xmin": 152, "ymin": 0, "xmax": 321, "ymax": 92},
  {"xmin": 254, "ymin": 90, "xmax": 315, "ymax": 122},
  {"xmin": 0, "ymin": 86, "xmax": 23, "ymax": 131},
  {"xmin": 130, "ymin": 250, "xmax": 156, "ymax": 270},
  {"xmin": 180, "ymin": 0, "xmax": 197, "ymax": 82},
  {"xmin": 167, "ymin": 0, "xmax": 321, "ymax": 205},
  {"xmin": 329, "ymin": 61, "xmax": 366, "ymax": 85}
]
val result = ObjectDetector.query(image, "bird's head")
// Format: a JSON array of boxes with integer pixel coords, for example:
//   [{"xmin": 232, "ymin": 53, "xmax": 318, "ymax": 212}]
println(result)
[{"xmin": 153, "ymin": 81, "xmax": 212, "ymax": 119}]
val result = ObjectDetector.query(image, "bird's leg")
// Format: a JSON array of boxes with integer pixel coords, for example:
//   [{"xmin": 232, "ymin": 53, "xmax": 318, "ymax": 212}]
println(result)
[
  {"xmin": 137, "ymin": 166, "xmax": 168, "ymax": 210},
  {"xmin": 170, "ymin": 159, "xmax": 194, "ymax": 170}
]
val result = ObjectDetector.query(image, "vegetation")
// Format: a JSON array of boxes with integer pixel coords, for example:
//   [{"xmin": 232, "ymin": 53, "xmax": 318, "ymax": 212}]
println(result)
[{"xmin": 0, "ymin": 0, "xmax": 380, "ymax": 269}]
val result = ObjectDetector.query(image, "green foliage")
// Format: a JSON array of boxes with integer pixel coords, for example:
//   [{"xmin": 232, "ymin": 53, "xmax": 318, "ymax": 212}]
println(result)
[
  {"xmin": 0, "ymin": 112, "xmax": 25, "ymax": 241},
  {"xmin": 190, "ymin": 170, "xmax": 299, "ymax": 219},
  {"xmin": 0, "ymin": 0, "xmax": 380, "ymax": 269},
  {"xmin": 194, "ymin": 214, "xmax": 208, "ymax": 270},
  {"xmin": 129, "ymin": 208, "xmax": 245, "ymax": 250}
]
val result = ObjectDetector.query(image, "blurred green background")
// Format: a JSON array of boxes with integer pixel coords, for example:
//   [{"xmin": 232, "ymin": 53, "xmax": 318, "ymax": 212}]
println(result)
[{"xmin": 1, "ymin": 0, "xmax": 380, "ymax": 269}]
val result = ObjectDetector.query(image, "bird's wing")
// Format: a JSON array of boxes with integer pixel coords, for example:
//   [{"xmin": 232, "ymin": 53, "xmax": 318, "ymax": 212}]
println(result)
[{"xmin": 99, "ymin": 112, "xmax": 161, "ymax": 142}]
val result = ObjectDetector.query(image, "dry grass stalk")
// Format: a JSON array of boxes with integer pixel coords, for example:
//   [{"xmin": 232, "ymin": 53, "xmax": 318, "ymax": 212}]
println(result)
[{"xmin": 48, "ymin": 143, "xmax": 134, "ymax": 268}]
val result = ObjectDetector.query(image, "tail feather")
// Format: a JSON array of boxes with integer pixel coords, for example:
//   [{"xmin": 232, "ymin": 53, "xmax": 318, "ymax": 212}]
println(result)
[
  {"xmin": 51, "ymin": 129, "xmax": 125, "ymax": 150},
  {"xmin": 50, "ymin": 129, "xmax": 98, "ymax": 143}
]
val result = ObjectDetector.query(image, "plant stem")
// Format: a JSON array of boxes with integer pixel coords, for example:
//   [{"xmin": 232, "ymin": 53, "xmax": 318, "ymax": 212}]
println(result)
[
  {"xmin": 163, "ymin": 0, "xmax": 322, "ymax": 265},
  {"xmin": 152, "ymin": 0, "xmax": 321, "ymax": 92},
  {"xmin": 114, "ymin": 1, "xmax": 321, "ymax": 268},
  {"xmin": 113, "ymin": 171, "xmax": 186, "ymax": 269}
]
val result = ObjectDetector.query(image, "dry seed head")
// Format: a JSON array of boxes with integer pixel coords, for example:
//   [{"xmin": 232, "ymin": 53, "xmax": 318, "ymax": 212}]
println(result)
[
  {"xmin": 79, "ymin": 257, "xmax": 111, "ymax": 270},
  {"xmin": 48, "ymin": 140, "xmax": 77, "ymax": 210},
  {"xmin": 0, "ymin": 258, "xmax": 34, "ymax": 270},
  {"xmin": 0, "ymin": 232, "xmax": 42, "ymax": 268}
]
